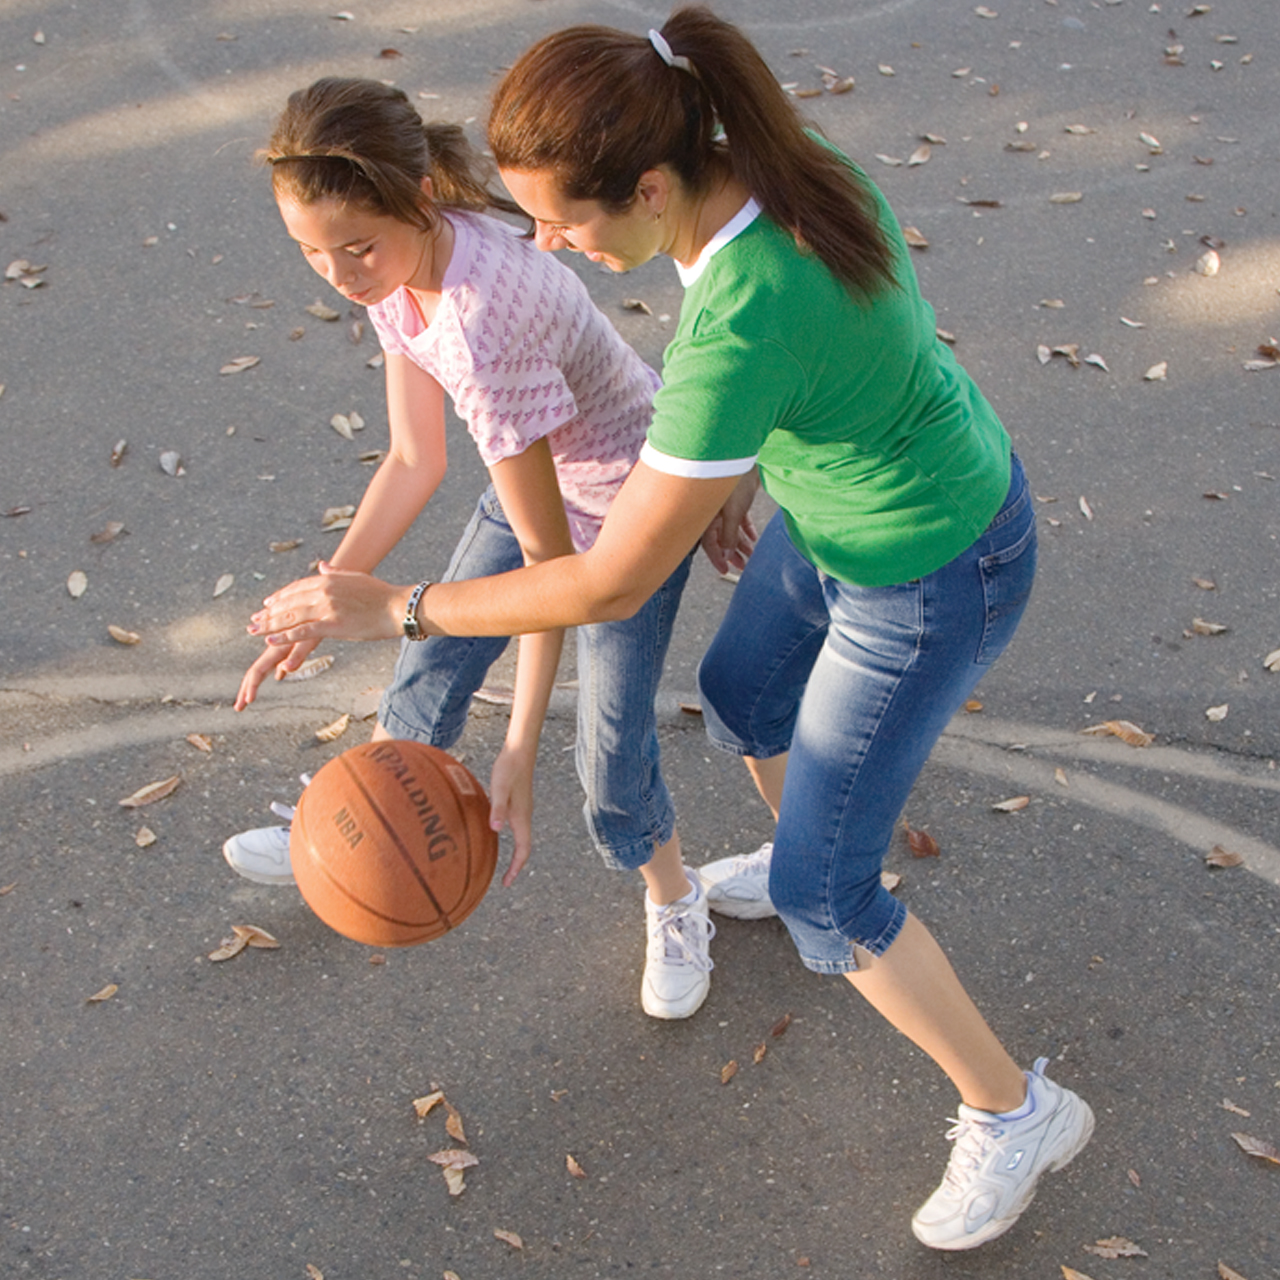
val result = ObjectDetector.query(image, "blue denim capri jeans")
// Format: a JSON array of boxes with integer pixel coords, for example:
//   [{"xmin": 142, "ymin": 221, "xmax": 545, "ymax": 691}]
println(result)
[
  {"xmin": 379, "ymin": 486, "xmax": 692, "ymax": 871},
  {"xmin": 697, "ymin": 454, "xmax": 1037, "ymax": 974}
]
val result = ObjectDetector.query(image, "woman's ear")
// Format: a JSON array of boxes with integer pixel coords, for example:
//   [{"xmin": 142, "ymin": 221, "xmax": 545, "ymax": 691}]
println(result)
[
  {"xmin": 420, "ymin": 174, "xmax": 435, "ymax": 200},
  {"xmin": 635, "ymin": 167, "xmax": 672, "ymax": 218}
]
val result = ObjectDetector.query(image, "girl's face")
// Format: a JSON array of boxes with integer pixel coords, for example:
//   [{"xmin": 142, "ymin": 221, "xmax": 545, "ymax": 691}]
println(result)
[
  {"xmin": 500, "ymin": 168, "xmax": 662, "ymax": 274},
  {"xmin": 277, "ymin": 196, "xmax": 434, "ymax": 307}
]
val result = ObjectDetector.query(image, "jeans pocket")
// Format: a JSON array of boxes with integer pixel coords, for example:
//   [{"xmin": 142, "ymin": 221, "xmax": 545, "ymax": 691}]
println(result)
[{"xmin": 976, "ymin": 515, "xmax": 1036, "ymax": 664}]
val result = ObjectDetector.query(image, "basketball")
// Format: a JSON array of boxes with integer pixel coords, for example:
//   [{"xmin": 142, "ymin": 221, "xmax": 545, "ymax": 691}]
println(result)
[{"xmin": 291, "ymin": 739, "xmax": 498, "ymax": 947}]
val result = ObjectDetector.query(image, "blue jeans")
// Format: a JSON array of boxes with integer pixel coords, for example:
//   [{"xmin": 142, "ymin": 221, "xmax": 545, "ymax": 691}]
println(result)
[
  {"xmin": 697, "ymin": 454, "xmax": 1036, "ymax": 973},
  {"xmin": 380, "ymin": 487, "xmax": 692, "ymax": 870}
]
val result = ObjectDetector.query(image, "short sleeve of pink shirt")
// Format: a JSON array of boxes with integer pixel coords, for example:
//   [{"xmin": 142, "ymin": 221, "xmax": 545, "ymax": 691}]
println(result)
[{"xmin": 367, "ymin": 214, "xmax": 659, "ymax": 551}]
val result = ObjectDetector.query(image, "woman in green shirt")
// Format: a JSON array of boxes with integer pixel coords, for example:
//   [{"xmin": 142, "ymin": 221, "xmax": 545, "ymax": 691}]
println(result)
[{"xmin": 249, "ymin": 6, "xmax": 1092, "ymax": 1250}]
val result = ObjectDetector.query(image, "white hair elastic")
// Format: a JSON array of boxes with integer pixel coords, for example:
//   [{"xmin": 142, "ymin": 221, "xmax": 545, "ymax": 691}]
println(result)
[{"xmin": 648, "ymin": 28, "xmax": 693, "ymax": 74}]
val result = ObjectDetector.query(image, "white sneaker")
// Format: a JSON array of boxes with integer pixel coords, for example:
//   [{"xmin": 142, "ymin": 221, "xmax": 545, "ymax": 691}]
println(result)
[
  {"xmin": 697, "ymin": 842, "xmax": 776, "ymax": 919},
  {"xmin": 642, "ymin": 874, "xmax": 715, "ymax": 1020},
  {"xmin": 222, "ymin": 798, "xmax": 299, "ymax": 886},
  {"xmin": 911, "ymin": 1058, "xmax": 1095, "ymax": 1251}
]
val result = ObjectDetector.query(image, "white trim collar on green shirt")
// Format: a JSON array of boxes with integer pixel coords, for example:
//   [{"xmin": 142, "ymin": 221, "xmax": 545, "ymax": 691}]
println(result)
[{"xmin": 675, "ymin": 198, "xmax": 761, "ymax": 287}]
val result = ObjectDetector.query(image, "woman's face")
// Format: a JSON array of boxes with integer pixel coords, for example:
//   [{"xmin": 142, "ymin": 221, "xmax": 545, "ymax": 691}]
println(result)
[
  {"xmin": 500, "ymin": 168, "xmax": 662, "ymax": 273},
  {"xmin": 276, "ymin": 195, "xmax": 433, "ymax": 307}
]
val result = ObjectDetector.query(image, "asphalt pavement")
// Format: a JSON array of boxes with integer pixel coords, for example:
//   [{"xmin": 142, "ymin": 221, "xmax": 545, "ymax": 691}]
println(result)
[{"xmin": 2, "ymin": 1, "xmax": 1278, "ymax": 1277}]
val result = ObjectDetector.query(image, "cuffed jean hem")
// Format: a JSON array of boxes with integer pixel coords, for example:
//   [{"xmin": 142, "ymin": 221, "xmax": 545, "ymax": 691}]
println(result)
[
  {"xmin": 587, "ymin": 812, "xmax": 679, "ymax": 873},
  {"xmin": 794, "ymin": 897, "xmax": 908, "ymax": 974}
]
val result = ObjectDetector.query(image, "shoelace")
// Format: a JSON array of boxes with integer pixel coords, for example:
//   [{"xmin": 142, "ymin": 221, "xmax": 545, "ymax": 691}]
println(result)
[
  {"xmin": 940, "ymin": 1115, "xmax": 1003, "ymax": 1189},
  {"xmin": 727, "ymin": 841, "xmax": 773, "ymax": 875},
  {"xmin": 650, "ymin": 902, "xmax": 716, "ymax": 970},
  {"xmin": 267, "ymin": 772, "xmax": 312, "ymax": 825}
]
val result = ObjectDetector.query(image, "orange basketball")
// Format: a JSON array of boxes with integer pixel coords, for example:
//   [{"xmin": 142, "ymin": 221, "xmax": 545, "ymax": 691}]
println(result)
[{"xmin": 291, "ymin": 740, "xmax": 498, "ymax": 947}]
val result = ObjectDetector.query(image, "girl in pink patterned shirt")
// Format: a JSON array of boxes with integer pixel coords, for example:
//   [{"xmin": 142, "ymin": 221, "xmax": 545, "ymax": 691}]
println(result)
[{"xmin": 226, "ymin": 78, "xmax": 744, "ymax": 1019}]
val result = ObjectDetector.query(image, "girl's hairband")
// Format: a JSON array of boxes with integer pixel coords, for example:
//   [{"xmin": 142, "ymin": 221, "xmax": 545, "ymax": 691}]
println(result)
[
  {"xmin": 270, "ymin": 153, "xmax": 350, "ymax": 166},
  {"xmin": 648, "ymin": 28, "xmax": 693, "ymax": 74}
]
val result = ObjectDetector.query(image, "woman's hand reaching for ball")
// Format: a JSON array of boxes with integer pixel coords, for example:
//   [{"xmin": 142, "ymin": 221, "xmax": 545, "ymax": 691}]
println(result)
[{"xmin": 248, "ymin": 562, "xmax": 411, "ymax": 647}]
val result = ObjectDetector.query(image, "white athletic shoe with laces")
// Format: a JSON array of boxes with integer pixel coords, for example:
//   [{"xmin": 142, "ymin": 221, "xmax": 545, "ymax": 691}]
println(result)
[
  {"xmin": 696, "ymin": 841, "xmax": 776, "ymax": 919},
  {"xmin": 221, "ymin": 777, "xmax": 311, "ymax": 886},
  {"xmin": 911, "ymin": 1058, "xmax": 1095, "ymax": 1251},
  {"xmin": 641, "ymin": 874, "xmax": 715, "ymax": 1019}
]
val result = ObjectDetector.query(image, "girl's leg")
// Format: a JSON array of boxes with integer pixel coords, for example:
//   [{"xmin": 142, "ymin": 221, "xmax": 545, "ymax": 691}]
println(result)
[
  {"xmin": 576, "ymin": 552, "xmax": 709, "ymax": 1018},
  {"xmin": 377, "ymin": 487, "xmax": 522, "ymax": 746},
  {"xmin": 573, "ymin": 550, "xmax": 693, "ymax": 878}
]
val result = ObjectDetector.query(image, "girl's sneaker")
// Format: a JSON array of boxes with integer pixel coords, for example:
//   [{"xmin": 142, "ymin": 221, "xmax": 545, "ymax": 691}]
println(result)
[
  {"xmin": 696, "ymin": 842, "xmax": 776, "ymax": 919},
  {"xmin": 642, "ymin": 874, "xmax": 715, "ymax": 1019},
  {"xmin": 911, "ymin": 1058, "xmax": 1095, "ymax": 1250},
  {"xmin": 221, "ymin": 777, "xmax": 311, "ymax": 886}
]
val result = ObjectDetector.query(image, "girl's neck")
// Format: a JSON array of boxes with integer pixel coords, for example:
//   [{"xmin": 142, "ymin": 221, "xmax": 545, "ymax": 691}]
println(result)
[
  {"xmin": 668, "ymin": 170, "xmax": 752, "ymax": 270},
  {"xmin": 405, "ymin": 214, "xmax": 455, "ymax": 319}
]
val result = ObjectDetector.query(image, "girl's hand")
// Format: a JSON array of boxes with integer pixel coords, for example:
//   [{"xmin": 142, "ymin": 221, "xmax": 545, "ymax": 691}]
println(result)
[
  {"xmin": 248, "ymin": 561, "xmax": 409, "ymax": 646},
  {"xmin": 489, "ymin": 743, "xmax": 535, "ymax": 887},
  {"xmin": 235, "ymin": 637, "xmax": 320, "ymax": 710}
]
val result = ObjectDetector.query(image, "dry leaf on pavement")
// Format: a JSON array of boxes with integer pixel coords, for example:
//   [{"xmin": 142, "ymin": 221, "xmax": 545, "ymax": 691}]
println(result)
[
  {"xmin": 444, "ymin": 1102, "xmax": 466, "ymax": 1144},
  {"xmin": 992, "ymin": 796, "xmax": 1030, "ymax": 812},
  {"xmin": 108, "ymin": 625, "xmax": 141, "ymax": 645},
  {"xmin": 493, "ymin": 1228, "xmax": 523, "ymax": 1249},
  {"xmin": 566, "ymin": 1154, "xmax": 586, "ymax": 1178},
  {"xmin": 1083, "ymin": 1237, "xmax": 1148, "ymax": 1259},
  {"xmin": 771, "ymin": 1012, "xmax": 793, "ymax": 1038},
  {"xmin": 1081, "ymin": 720, "xmax": 1154, "ymax": 747},
  {"xmin": 413, "ymin": 1090, "xmax": 445, "ymax": 1119},
  {"xmin": 720, "ymin": 1060, "xmax": 739, "ymax": 1083},
  {"xmin": 428, "ymin": 1148, "xmax": 479, "ymax": 1169},
  {"xmin": 90, "ymin": 520, "xmax": 126, "ymax": 544},
  {"xmin": 86, "ymin": 984, "xmax": 118, "ymax": 1003},
  {"xmin": 282, "ymin": 655, "xmax": 335, "ymax": 681},
  {"xmin": 232, "ymin": 924, "xmax": 280, "ymax": 949},
  {"xmin": 208, "ymin": 934, "xmax": 249, "ymax": 962},
  {"xmin": 315, "ymin": 714, "xmax": 351, "ymax": 743},
  {"xmin": 119, "ymin": 775, "xmax": 182, "ymax": 807},
  {"xmin": 1232, "ymin": 1132, "xmax": 1280, "ymax": 1164},
  {"xmin": 903, "ymin": 818, "xmax": 940, "ymax": 857},
  {"xmin": 67, "ymin": 571, "xmax": 88, "ymax": 598},
  {"xmin": 1218, "ymin": 1263, "xmax": 1250, "ymax": 1280},
  {"xmin": 321, "ymin": 505, "xmax": 356, "ymax": 530}
]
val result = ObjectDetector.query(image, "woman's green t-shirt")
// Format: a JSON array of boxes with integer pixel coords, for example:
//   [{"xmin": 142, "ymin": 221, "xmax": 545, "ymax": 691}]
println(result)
[{"xmin": 644, "ymin": 163, "xmax": 1011, "ymax": 587}]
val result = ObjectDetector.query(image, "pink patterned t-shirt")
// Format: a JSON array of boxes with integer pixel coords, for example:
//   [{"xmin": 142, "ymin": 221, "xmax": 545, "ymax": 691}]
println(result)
[{"xmin": 367, "ymin": 212, "xmax": 661, "ymax": 552}]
